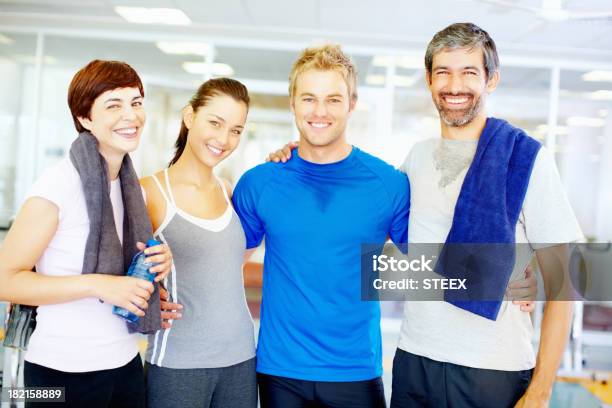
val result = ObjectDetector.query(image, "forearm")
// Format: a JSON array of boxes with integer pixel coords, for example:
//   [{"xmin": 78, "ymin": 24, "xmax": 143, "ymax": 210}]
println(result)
[
  {"xmin": 522, "ymin": 244, "xmax": 574, "ymax": 402},
  {"xmin": 528, "ymin": 300, "xmax": 573, "ymax": 398},
  {"xmin": 0, "ymin": 270, "xmax": 98, "ymax": 306}
]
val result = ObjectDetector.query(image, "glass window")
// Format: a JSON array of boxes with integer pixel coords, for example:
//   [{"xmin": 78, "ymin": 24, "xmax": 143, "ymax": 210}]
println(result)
[
  {"xmin": 557, "ymin": 69, "xmax": 612, "ymax": 240},
  {"xmin": 0, "ymin": 32, "xmax": 37, "ymax": 228}
]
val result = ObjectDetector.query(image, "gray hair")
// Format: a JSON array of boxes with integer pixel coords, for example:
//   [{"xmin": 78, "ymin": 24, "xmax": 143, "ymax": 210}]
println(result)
[{"xmin": 425, "ymin": 23, "xmax": 499, "ymax": 79}]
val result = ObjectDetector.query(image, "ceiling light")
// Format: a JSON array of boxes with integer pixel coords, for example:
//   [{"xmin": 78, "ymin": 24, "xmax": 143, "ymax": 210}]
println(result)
[
  {"xmin": 540, "ymin": 8, "xmax": 570, "ymax": 22},
  {"xmin": 114, "ymin": 7, "xmax": 191, "ymax": 25},
  {"xmin": 597, "ymin": 109, "xmax": 608, "ymax": 118},
  {"xmin": 0, "ymin": 34, "xmax": 14, "ymax": 45},
  {"xmin": 582, "ymin": 70, "xmax": 612, "ymax": 83},
  {"xmin": 156, "ymin": 41, "xmax": 211, "ymax": 56},
  {"xmin": 13, "ymin": 55, "xmax": 57, "ymax": 64},
  {"xmin": 372, "ymin": 55, "xmax": 422, "ymax": 69},
  {"xmin": 365, "ymin": 75, "xmax": 386, "ymax": 86},
  {"xmin": 365, "ymin": 74, "xmax": 417, "ymax": 87},
  {"xmin": 397, "ymin": 56, "xmax": 423, "ymax": 69},
  {"xmin": 182, "ymin": 62, "xmax": 234, "ymax": 76},
  {"xmin": 588, "ymin": 90, "xmax": 612, "ymax": 101},
  {"xmin": 566, "ymin": 116, "xmax": 606, "ymax": 127}
]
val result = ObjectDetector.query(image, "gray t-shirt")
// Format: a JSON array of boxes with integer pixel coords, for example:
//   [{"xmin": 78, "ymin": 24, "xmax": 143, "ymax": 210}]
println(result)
[{"xmin": 397, "ymin": 138, "xmax": 583, "ymax": 371}]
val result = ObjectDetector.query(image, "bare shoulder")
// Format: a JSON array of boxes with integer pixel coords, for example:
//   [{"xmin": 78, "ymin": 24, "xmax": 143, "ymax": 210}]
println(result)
[
  {"xmin": 220, "ymin": 177, "xmax": 234, "ymax": 199},
  {"xmin": 139, "ymin": 172, "xmax": 167, "ymax": 229},
  {"xmin": 140, "ymin": 172, "xmax": 166, "ymax": 200}
]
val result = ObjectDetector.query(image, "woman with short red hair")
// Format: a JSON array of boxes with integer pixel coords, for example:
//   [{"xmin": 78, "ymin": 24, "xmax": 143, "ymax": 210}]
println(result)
[{"xmin": 0, "ymin": 60, "xmax": 174, "ymax": 407}]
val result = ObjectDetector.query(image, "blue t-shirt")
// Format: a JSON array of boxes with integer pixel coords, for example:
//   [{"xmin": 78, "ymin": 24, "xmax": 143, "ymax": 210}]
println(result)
[{"xmin": 232, "ymin": 146, "xmax": 409, "ymax": 381}]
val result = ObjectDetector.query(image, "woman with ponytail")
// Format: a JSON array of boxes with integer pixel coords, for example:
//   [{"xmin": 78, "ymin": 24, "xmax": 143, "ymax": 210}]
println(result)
[{"xmin": 141, "ymin": 78, "xmax": 256, "ymax": 408}]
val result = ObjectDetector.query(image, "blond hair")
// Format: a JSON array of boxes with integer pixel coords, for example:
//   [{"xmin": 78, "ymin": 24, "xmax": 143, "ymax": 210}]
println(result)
[{"xmin": 289, "ymin": 44, "xmax": 358, "ymax": 102}]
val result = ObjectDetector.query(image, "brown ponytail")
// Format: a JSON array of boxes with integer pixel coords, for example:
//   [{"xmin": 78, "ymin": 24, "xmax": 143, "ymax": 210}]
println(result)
[{"xmin": 169, "ymin": 77, "xmax": 250, "ymax": 167}]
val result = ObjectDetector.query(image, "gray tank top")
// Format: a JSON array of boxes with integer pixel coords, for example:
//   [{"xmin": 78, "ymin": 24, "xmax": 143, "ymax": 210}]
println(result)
[{"xmin": 145, "ymin": 169, "xmax": 255, "ymax": 369}]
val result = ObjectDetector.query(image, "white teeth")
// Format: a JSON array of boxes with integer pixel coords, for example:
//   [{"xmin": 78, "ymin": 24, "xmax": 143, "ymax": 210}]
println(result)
[
  {"xmin": 445, "ymin": 97, "xmax": 469, "ymax": 104},
  {"xmin": 206, "ymin": 144, "xmax": 223, "ymax": 155},
  {"xmin": 114, "ymin": 128, "xmax": 137, "ymax": 135},
  {"xmin": 311, "ymin": 123, "xmax": 330, "ymax": 128}
]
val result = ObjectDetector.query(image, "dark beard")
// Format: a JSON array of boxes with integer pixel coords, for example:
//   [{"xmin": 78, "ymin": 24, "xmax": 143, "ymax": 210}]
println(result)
[{"xmin": 435, "ymin": 93, "xmax": 482, "ymax": 127}]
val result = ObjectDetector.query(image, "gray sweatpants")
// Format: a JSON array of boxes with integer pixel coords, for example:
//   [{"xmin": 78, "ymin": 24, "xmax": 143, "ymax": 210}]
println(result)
[{"xmin": 145, "ymin": 358, "xmax": 257, "ymax": 408}]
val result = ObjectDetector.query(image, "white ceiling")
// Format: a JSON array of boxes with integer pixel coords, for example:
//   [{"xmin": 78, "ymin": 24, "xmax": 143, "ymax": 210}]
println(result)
[
  {"xmin": 0, "ymin": 0, "xmax": 610, "ymax": 96},
  {"xmin": 0, "ymin": 0, "xmax": 610, "ymax": 63}
]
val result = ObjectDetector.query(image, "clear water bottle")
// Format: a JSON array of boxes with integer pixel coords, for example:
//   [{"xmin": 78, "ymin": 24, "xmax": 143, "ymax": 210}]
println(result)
[{"xmin": 113, "ymin": 239, "xmax": 160, "ymax": 322}]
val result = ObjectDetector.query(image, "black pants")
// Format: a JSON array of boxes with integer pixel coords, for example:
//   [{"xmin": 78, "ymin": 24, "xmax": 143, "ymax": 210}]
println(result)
[
  {"xmin": 24, "ymin": 354, "xmax": 145, "ymax": 408},
  {"xmin": 257, "ymin": 372, "xmax": 386, "ymax": 408},
  {"xmin": 390, "ymin": 349, "xmax": 533, "ymax": 408}
]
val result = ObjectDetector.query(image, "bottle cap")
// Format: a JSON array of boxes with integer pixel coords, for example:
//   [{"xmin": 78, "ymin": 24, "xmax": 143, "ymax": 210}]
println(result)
[{"xmin": 146, "ymin": 239, "xmax": 161, "ymax": 248}]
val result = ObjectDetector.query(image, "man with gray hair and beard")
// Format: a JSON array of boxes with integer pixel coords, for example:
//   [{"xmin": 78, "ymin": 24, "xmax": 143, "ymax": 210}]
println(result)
[{"xmin": 391, "ymin": 23, "xmax": 582, "ymax": 408}]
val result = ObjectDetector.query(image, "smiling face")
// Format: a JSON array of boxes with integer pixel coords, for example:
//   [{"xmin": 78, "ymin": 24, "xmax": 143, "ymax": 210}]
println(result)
[
  {"xmin": 77, "ymin": 87, "xmax": 145, "ymax": 157},
  {"xmin": 291, "ymin": 68, "xmax": 355, "ymax": 149},
  {"xmin": 182, "ymin": 93, "xmax": 247, "ymax": 168},
  {"xmin": 427, "ymin": 47, "xmax": 499, "ymax": 128}
]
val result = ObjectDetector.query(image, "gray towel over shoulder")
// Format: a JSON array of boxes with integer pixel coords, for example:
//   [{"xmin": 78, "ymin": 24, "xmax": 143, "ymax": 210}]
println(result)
[{"xmin": 69, "ymin": 131, "xmax": 161, "ymax": 334}]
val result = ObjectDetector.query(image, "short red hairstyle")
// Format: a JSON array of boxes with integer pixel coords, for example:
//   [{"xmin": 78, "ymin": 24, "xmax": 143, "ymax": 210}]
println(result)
[{"xmin": 67, "ymin": 60, "xmax": 144, "ymax": 133}]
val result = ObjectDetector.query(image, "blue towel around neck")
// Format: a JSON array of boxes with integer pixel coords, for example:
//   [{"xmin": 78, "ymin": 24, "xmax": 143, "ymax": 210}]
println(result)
[{"xmin": 435, "ymin": 117, "xmax": 542, "ymax": 320}]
